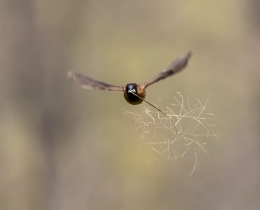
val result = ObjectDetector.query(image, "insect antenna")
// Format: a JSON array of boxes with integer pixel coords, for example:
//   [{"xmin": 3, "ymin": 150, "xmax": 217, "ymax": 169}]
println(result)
[{"xmin": 129, "ymin": 91, "xmax": 179, "ymax": 137}]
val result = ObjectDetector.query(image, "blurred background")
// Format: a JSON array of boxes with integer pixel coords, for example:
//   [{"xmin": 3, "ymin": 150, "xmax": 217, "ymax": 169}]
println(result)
[{"xmin": 1, "ymin": 0, "xmax": 260, "ymax": 209}]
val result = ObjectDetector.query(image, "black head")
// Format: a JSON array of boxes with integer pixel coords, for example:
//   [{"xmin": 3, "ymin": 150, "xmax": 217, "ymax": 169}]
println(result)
[
  {"xmin": 124, "ymin": 83, "xmax": 144, "ymax": 105},
  {"xmin": 126, "ymin": 83, "xmax": 137, "ymax": 92}
]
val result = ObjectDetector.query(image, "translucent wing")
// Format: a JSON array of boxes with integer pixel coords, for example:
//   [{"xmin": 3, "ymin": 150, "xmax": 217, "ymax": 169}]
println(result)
[
  {"xmin": 143, "ymin": 51, "xmax": 192, "ymax": 88},
  {"xmin": 67, "ymin": 71, "xmax": 124, "ymax": 91}
]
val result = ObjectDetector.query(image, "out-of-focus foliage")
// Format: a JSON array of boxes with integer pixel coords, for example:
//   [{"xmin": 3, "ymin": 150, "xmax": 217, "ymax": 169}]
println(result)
[{"xmin": 0, "ymin": 0, "xmax": 259, "ymax": 210}]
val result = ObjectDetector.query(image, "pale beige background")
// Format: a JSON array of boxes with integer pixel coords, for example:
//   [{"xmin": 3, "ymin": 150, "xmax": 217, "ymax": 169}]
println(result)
[{"xmin": 1, "ymin": 0, "xmax": 260, "ymax": 210}]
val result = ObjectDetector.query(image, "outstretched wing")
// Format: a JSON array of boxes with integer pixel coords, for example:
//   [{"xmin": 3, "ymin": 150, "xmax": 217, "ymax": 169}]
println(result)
[
  {"xmin": 143, "ymin": 51, "xmax": 192, "ymax": 88},
  {"xmin": 67, "ymin": 71, "xmax": 124, "ymax": 91}
]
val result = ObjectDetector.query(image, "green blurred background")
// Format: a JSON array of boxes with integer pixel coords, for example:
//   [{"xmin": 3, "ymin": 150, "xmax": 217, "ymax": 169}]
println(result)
[{"xmin": 1, "ymin": 0, "xmax": 260, "ymax": 209}]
